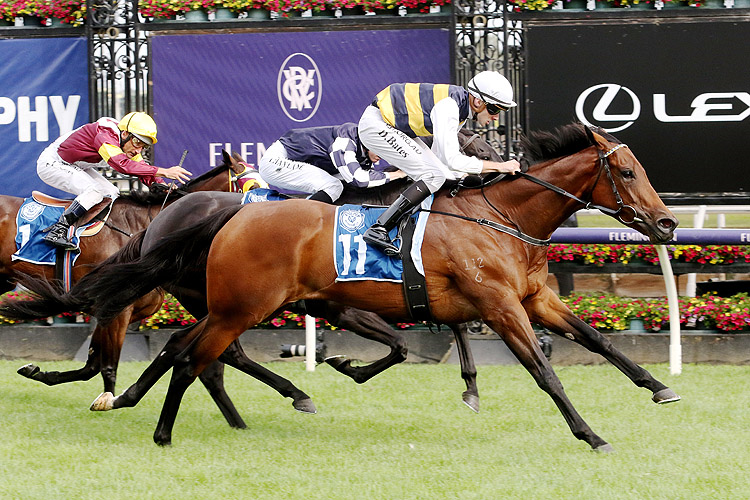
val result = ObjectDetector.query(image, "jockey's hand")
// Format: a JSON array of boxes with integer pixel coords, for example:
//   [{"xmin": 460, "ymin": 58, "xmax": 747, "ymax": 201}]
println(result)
[
  {"xmin": 482, "ymin": 159, "xmax": 520, "ymax": 175},
  {"xmin": 387, "ymin": 170, "xmax": 408, "ymax": 181},
  {"xmin": 157, "ymin": 165, "xmax": 193, "ymax": 184}
]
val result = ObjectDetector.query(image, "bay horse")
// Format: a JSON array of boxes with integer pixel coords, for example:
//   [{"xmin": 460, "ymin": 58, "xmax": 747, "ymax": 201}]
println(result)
[
  {"xmin": 0, "ymin": 156, "xmax": 251, "ymax": 404},
  {"xmin": 6, "ymin": 123, "xmax": 681, "ymax": 450}
]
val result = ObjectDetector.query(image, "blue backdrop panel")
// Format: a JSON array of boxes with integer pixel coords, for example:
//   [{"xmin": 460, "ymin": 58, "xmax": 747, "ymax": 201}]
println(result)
[
  {"xmin": 150, "ymin": 29, "xmax": 451, "ymax": 175},
  {"xmin": 0, "ymin": 37, "xmax": 89, "ymax": 197}
]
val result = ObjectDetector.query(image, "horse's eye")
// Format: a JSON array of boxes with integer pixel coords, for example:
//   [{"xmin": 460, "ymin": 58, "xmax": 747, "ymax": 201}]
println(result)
[{"xmin": 622, "ymin": 170, "xmax": 635, "ymax": 179}]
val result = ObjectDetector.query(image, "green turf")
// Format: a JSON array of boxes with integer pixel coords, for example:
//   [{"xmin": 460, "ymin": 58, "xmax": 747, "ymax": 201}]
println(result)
[{"xmin": 2, "ymin": 361, "xmax": 749, "ymax": 500}]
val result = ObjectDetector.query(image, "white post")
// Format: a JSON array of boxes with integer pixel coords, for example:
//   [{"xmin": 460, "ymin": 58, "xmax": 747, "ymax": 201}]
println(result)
[
  {"xmin": 656, "ymin": 245, "xmax": 681, "ymax": 375},
  {"xmin": 685, "ymin": 205, "xmax": 706, "ymax": 298},
  {"xmin": 305, "ymin": 314, "xmax": 316, "ymax": 372}
]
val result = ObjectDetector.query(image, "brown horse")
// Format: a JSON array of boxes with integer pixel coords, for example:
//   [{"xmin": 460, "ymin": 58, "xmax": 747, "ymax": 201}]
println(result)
[
  {"xmin": 0, "ymin": 157, "xmax": 248, "ymax": 403},
  {"xmin": 6, "ymin": 123, "xmax": 681, "ymax": 450}
]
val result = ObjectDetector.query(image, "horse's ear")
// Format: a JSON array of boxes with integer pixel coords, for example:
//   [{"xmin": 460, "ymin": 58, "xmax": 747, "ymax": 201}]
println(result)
[
  {"xmin": 583, "ymin": 124, "xmax": 596, "ymax": 145},
  {"xmin": 221, "ymin": 149, "xmax": 232, "ymax": 165}
]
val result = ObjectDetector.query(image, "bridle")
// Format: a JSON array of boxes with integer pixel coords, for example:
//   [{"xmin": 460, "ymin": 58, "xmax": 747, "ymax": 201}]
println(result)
[{"xmin": 516, "ymin": 143, "xmax": 642, "ymax": 225}]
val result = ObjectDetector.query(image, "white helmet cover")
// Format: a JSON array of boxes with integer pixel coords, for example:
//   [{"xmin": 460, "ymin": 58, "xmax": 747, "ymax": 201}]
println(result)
[{"xmin": 467, "ymin": 71, "xmax": 517, "ymax": 109}]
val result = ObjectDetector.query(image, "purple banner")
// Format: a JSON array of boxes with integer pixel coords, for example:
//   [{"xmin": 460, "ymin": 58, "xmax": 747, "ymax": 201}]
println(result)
[
  {"xmin": 550, "ymin": 227, "xmax": 750, "ymax": 245},
  {"xmin": 0, "ymin": 37, "xmax": 89, "ymax": 197},
  {"xmin": 150, "ymin": 29, "xmax": 451, "ymax": 174}
]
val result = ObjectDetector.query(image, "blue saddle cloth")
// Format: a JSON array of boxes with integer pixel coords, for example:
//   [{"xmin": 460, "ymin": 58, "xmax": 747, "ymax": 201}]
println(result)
[
  {"xmin": 241, "ymin": 188, "xmax": 289, "ymax": 204},
  {"xmin": 334, "ymin": 197, "xmax": 432, "ymax": 283},
  {"xmin": 12, "ymin": 199, "xmax": 83, "ymax": 266}
]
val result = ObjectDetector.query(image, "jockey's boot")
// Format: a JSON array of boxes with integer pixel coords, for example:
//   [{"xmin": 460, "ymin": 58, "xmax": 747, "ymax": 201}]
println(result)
[
  {"xmin": 43, "ymin": 201, "xmax": 87, "ymax": 250},
  {"xmin": 363, "ymin": 180, "xmax": 430, "ymax": 257},
  {"xmin": 307, "ymin": 191, "xmax": 333, "ymax": 204}
]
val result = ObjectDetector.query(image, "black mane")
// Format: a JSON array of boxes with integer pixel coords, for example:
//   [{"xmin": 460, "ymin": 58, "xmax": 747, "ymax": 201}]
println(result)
[
  {"xmin": 119, "ymin": 163, "xmax": 231, "ymax": 206},
  {"xmin": 520, "ymin": 123, "xmax": 621, "ymax": 165}
]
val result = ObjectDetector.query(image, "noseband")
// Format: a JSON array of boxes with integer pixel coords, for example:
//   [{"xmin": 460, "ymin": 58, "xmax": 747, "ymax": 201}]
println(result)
[{"xmin": 517, "ymin": 142, "xmax": 642, "ymax": 225}]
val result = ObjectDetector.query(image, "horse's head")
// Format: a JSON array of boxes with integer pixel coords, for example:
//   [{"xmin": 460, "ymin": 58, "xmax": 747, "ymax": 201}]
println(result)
[
  {"xmin": 584, "ymin": 126, "xmax": 678, "ymax": 243},
  {"xmin": 458, "ymin": 128, "xmax": 504, "ymax": 162},
  {"xmin": 224, "ymin": 150, "xmax": 268, "ymax": 193}
]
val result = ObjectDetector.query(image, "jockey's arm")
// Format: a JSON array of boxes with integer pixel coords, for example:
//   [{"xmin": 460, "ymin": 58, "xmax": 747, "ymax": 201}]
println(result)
[
  {"xmin": 430, "ymin": 99, "xmax": 483, "ymax": 175},
  {"xmin": 330, "ymin": 137, "xmax": 392, "ymax": 189}
]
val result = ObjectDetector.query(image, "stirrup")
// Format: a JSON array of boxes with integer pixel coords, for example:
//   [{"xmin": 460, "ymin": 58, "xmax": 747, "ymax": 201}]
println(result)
[
  {"xmin": 363, "ymin": 226, "xmax": 401, "ymax": 257},
  {"xmin": 42, "ymin": 225, "xmax": 77, "ymax": 250}
]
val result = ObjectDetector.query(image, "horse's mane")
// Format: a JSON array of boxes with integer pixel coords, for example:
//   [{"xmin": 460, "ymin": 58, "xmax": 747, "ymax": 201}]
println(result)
[
  {"xmin": 520, "ymin": 122, "xmax": 621, "ymax": 166},
  {"xmin": 118, "ymin": 162, "xmax": 232, "ymax": 206}
]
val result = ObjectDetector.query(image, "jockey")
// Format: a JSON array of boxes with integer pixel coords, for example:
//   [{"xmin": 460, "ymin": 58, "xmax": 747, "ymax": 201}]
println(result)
[
  {"xmin": 358, "ymin": 71, "xmax": 522, "ymax": 256},
  {"xmin": 258, "ymin": 122, "xmax": 406, "ymax": 204},
  {"xmin": 37, "ymin": 111, "xmax": 193, "ymax": 250}
]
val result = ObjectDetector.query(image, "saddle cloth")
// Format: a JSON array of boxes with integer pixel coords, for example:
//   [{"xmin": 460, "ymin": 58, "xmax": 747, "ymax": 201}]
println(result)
[
  {"xmin": 11, "ymin": 196, "xmax": 108, "ymax": 266},
  {"xmin": 334, "ymin": 197, "xmax": 433, "ymax": 283}
]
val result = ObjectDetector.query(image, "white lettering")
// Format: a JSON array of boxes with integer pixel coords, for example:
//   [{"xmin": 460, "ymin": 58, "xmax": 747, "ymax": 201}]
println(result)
[
  {"xmin": 209, "ymin": 143, "xmax": 224, "ymax": 167},
  {"xmin": 17, "ymin": 96, "xmax": 49, "ymax": 142},
  {"xmin": 0, "ymin": 97, "xmax": 16, "ymax": 125},
  {"xmin": 742, "ymin": 233, "xmax": 750, "ymax": 243},
  {"xmin": 653, "ymin": 92, "xmax": 750, "ymax": 123},
  {"xmin": 49, "ymin": 95, "xmax": 81, "ymax": 135}
]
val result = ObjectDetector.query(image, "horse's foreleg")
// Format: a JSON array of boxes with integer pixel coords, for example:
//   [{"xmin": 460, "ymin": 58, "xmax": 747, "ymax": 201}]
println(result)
[
  {"xmin": 18, "ymin": 330, "xmax": 101, "ymax": 385},
  {"xmin": 525, "ymin": 287, "xmax": 680, "ymax": 404},
  {"xmin": 483, "ymin": 307, "xmax": 611, "ymax": 452},
  {"xmin": 304, "ymin": 300, "xmax": 407, "ymax": 384},
  {"xmin": 449, "ymin": 323, "xmax": 479, "ymax": 413},
  {"xmin": 107, "ymin": 321, "xmax": 206, "ymax": 411},
  {"xmin": 218, "ymin": 339, "xmax": 317, "ymax": 414}
]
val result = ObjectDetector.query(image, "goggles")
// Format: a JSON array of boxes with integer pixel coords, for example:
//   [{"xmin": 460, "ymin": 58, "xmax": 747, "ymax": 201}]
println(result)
[
  {"xmin": 484, "ymin": 102, "xmax": 509, "ymax": 115},
  {"xmin": 129, "ymin": 135, "xmax": 150, "ymax": 149}
]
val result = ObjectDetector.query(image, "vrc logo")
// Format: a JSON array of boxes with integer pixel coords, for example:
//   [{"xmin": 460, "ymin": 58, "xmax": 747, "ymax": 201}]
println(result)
[
  {"xmin": 277, "ymin": 53, "xmax": 322, "ymax": 123},
  {"xmin": 576, "ymin": 83, "xmax": 750, "ymax": 132}
]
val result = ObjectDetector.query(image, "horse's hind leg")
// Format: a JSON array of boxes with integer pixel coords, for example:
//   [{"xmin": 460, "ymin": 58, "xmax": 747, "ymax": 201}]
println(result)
[
  {"xmin": 449, "ymin": 324, "xmax": 479, "ymax": 413},
  {"xmin": 218, "ymin": 339, "xmax": 317, "ymax": 414},
  {"xmin": 197, "ymin": 360, "xmax": 247, "ymax": 429},
  {"xmin": 305, "ymin": 300, "xmax": 408, "ymax": 384},
  {"xmin": 486, "ymin": 311, "xmax": 611, "ymax": 452},
  {"xmin": 18, "ymin": 337, "xmax": 101, "ymax": 385},
  {"xmin": 526, "ymin": 287, "xmax": 679, "ymax": 404}
]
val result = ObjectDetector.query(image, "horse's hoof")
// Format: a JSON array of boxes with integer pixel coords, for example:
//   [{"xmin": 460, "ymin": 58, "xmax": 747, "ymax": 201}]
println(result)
[
  {"xmin": 17, "ymin": 364, "xmax": 40, "ymax": 378},
  {"xmin": 324, "ymin": 355, "xmax": 349, "ymax": 370},
  {"xmin": 462, "ymin": 392, "xmax": 480, "ymax": 413},
  {"xmin": 652, "ymin": 388, "xmax": 681, "ymax": 404},
  {"xmin": 594, "ymin": 443, "xmax": 615, "ymax": 453},
  {"xmin": 90, "ymin": 392, "xmax": 115, "ymax": 411},
  {"xmin": 293, "ymin": 398, "xmax": 317, "ymax": 414}
]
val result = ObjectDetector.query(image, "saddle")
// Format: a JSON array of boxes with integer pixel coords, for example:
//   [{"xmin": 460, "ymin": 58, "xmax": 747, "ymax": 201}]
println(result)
[{"xmin": 31, "ymin": 191, "xmax": 113, "ymax": 237}]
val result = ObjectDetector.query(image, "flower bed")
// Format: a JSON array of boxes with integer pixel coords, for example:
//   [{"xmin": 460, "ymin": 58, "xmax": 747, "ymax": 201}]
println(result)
[
  {"xmin": 3, "ymin": 290, "xmax": 749, "ymax": 333},
  {"xmin": 548, "ymin": 244, "xmax": 750, "ymax": 267}
]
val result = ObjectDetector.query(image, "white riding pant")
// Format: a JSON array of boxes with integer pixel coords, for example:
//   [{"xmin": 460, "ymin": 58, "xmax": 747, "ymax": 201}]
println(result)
[
  {"xmin": 37, "ymin": 143, "xmax": 119, "ymax": 210},
  {"xmin": 358, "ymin": 105, "xmax": 458, "ymax": 193},
  {"xmin": 258, "ymin": 141, "xmax": 344, "ymax": 201}
]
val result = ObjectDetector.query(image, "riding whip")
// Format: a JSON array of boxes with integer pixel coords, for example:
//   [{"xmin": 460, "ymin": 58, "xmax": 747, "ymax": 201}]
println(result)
[{"xmin": 160, "ymin": 149, "xmax": 188, "ymax": 212}]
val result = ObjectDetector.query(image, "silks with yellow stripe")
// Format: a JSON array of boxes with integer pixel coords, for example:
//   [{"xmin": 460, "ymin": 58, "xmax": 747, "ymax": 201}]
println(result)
[{"xmin": 375, "ymin": 83, "xmax": 471, "ymax": 138}]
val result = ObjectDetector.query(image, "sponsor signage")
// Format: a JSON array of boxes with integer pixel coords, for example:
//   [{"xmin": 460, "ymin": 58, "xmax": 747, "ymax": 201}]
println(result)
[
  {"xmin": 526, "ymin": 21, "xmax": 750, "ymax": 194},
  {"xmin": 0, "ymin": 37, "xmax": 89, "ymax": 197},
  {"xmin": 150, "ymin": 29, "xmax": 451, "ymax": 175}
]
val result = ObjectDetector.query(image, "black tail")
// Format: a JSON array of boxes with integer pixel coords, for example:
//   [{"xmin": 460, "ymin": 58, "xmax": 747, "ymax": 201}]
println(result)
[
  {"xmin": 0, "ymin": 230, "xmax": 148, "ymax": 321},
  {"xmin": 75, "ymin": 204, "xmax": 244, "ymax": 325}
]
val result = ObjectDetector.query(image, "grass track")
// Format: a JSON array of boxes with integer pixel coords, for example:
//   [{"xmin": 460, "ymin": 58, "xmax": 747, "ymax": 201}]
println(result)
[{"xmin": 2, "ymin": 360, "xmax": 749, "ymax": 499}]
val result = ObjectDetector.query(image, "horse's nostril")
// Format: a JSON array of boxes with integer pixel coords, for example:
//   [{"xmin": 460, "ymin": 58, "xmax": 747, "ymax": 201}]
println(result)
[{"xmin": 658, "ymin": 218, "xmax": 676, "ymax": 231}]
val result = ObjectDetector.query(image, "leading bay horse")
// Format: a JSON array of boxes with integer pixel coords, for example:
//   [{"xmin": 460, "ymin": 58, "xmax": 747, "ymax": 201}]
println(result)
[
  {"xmin": 5, "ymin": 123, "xmax": 680, "ymax": 450},
  {"xmin": 0, "ymin": 157, "xmax": 251, "ymax": 404}
]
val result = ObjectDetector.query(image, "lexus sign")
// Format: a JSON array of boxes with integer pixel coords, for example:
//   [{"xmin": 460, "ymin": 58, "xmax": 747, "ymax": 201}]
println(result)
[{"xmin": 526, "ymin": 20, "xmax": 750, "ymax": 195}]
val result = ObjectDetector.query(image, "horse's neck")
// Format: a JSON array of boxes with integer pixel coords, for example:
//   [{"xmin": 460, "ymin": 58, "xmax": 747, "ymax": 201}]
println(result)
[
  {"xmin": 447, "ymin": 153, "xmax": 599, "ymax": 240},
  {"xmin": 110, "ymin": 199, "xmax": 159, "ymax": 233},
  {"xmin": 185, "ymin": 166, "xmax": 231, "ymax": 193}
]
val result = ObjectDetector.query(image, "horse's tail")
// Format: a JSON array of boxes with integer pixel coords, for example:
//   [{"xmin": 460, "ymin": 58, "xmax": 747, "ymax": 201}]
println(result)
[
  {"xmin": 79, "ymin": 203, "xmax": 245, "ymax": 325},
  {"xmin": 0, "ymin": 230, "xmax": 149, "ymax": 322}
]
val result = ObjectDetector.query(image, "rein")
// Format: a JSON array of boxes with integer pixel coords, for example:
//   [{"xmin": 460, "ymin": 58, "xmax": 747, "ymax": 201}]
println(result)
[{"xmin": 420, "ymin": 142, "xmax": 639, "ymax": 246}]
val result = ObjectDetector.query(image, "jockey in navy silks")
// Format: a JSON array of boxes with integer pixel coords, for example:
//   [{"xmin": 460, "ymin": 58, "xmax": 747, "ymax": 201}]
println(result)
[{"xmin": 258, "ymin": 122, "xmax": 405, "ymax": 204}]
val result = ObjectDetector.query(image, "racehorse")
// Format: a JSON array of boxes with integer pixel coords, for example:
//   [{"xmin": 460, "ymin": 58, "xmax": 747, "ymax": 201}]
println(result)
[
  {"xmin": 2, "ymin": 129, "xmax": 501, "ymax": 420},
  {"xmin": 3, "ymin": 123, "xmax": 680, "ymax": 450},
  {"xmin": 0, "ymin": 156, "xmax": 252, "ymax": 403}
]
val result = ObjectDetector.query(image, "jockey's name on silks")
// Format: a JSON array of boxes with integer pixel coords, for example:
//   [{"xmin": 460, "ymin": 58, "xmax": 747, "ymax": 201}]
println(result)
[
  {"xmin": 334, "ymin": 197, "xmax": 433, "ymax": 283},
  {"xmin": 12, "ymin": 198, "xmax": 84, "ymax": 266}
]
